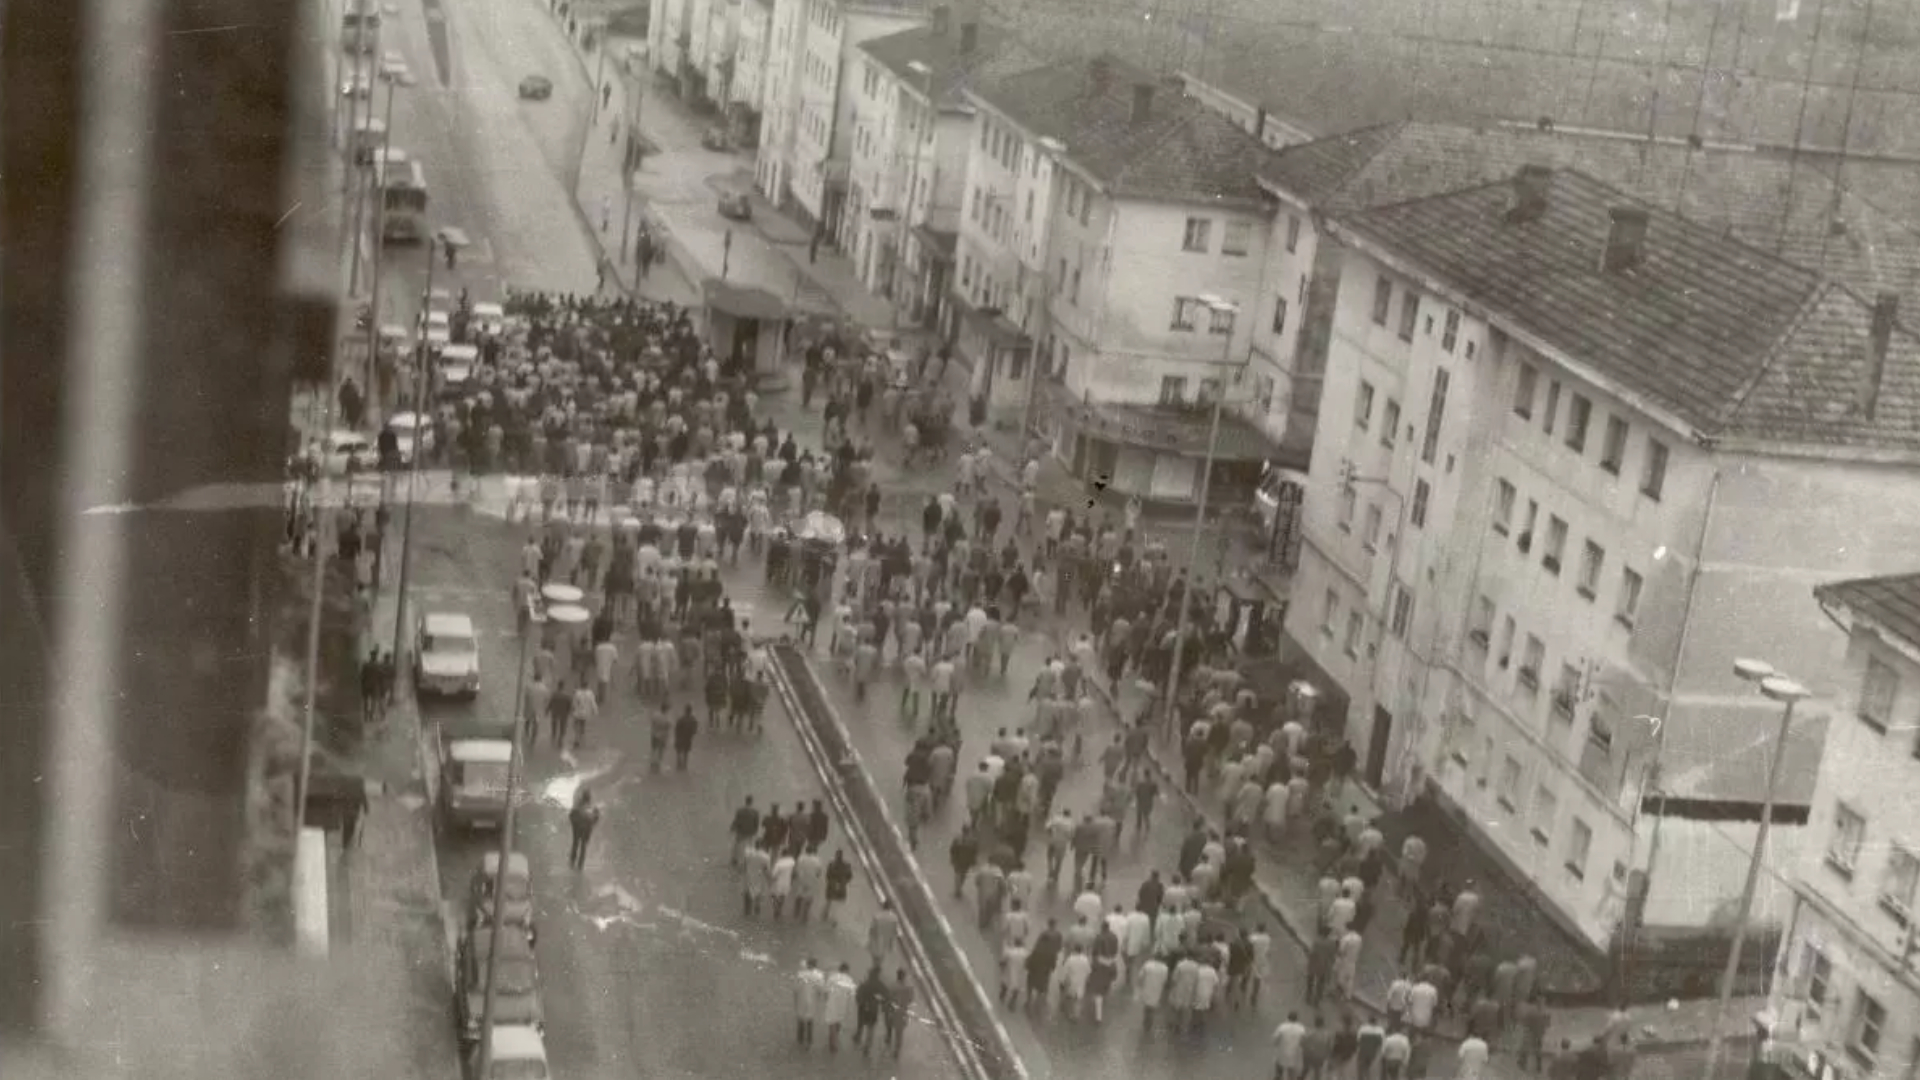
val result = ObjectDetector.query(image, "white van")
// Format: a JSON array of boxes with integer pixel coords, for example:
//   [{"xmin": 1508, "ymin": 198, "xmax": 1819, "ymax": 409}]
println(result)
[{"xmin": 471, "ymin": 1024, "xmax": 549, "ymax": 1080}]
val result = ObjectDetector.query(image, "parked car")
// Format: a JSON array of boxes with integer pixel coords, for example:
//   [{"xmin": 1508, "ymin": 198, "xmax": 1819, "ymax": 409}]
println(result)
[
  {"xmin": 318, "ymin": 429, "xmax": 373, "ymax": 477},
  {"xmin": 383, "ymin": 411, "xmax": 431, "ymax": 466},
  {"xmin": 454, "ymin": 923, "xmax": 543, "ymax": 1048},
  {"xmin": 467, "ymin": 851, "xmax": 537, "ymax": 946},
  {"xmin": 414, "ymin": 611, "xmax": 480, "ymax": 697},
  {"xmin": 717, "ymin": 191, "xmax": 752, "ymax": 221},
  {"xmin": 467, "ymin": 1025, "xmax": 549, "ymax": 1080},
  {"xmin": 518, "ymin": 74, "xmax": 552, "ymax": 100}
]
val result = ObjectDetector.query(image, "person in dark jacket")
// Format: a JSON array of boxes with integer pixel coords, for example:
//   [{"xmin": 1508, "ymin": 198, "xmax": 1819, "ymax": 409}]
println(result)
[
  {"xmin": 805, "ymin": 799, "xmax": 831, "ymax": 849},
  {"xmin": 949, "ymin": 824, "xmax": 979, "ymax": 899},
  {"xmin": 568, "ymin": 788, "xmax": 601, "ymax": 870},
  {"xmin": 823, "ymin": 849, "xmax": 854, "ymax": 923},
  {"xmin": 673, "ymin": 705, "xmax": 698, "ymax": 770},
  {"xmin": 883, "ymin": 969, "xmax": 914, "ymax": 1055},
  {"xmin": 853, "ymin": 966, "xmax": 886, "ymax": 1055}
]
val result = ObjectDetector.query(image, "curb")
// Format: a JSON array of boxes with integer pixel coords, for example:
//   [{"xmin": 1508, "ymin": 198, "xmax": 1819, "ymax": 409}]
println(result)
[{"xmin": 764, "ymin": 643, "xmax": 1026, "ymax": 1080}]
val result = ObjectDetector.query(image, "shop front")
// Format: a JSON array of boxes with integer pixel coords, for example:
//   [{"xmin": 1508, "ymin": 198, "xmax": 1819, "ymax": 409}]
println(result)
[
  {"xmin": 955, "ymin": 297, "xmax": 1031, "ymax": 426},
  {"xmin": 909, "ymin": 224, "xmax": 955, "ymax": 332},
  {"xmin": 1041, "ymin": 381, "xmax": 1297, "ymax": 510}
]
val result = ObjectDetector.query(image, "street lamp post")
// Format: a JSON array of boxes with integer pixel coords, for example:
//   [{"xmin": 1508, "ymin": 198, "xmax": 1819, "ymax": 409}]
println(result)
[
  {"xmin": 475, "ymin": 595, "xmax": 553, "ymax": 1080},
  {"xmin": 1702, "ymin": 658, "xmax": 1812, "ymax": 1078},
  {"xmin": 1159, "ymin": 294, "xmax": 1239, "ymax": 734},
  {"xmin": 389, "ymin": 230, "xmax": 463, "ymax": 668}
]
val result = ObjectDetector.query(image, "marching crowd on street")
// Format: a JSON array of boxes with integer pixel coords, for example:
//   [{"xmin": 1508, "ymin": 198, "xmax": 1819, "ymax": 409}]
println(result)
[{"xmin": 357, "ymin": 284, "xmax": 1646, "ymax": 1079}]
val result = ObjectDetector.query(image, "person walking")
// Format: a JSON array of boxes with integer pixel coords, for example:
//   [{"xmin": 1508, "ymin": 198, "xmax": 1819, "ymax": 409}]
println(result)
[
  {"xmin": 568, "ymin": 787, "xmax": 601, "ymax": 870},
  {"xmin": 770, "ymin": 848, "xmax": 797, "ymax": 919},
  {"xmin": 883, "ymin": 969, "xmax": 914, "ymax": 1056},
  {"xmin": 1271, "ymin": 1011, "xmax": 1307, "ymax": 1080},
  {"xmin": 823, "ymin": 962, "xmax": 857, "ymax": 1052},
  {"xmin": 673, "ymin": 704, "xmax": 698, "ymax": 770},
  {"xmin": 949, "ymin": 824, "xmax": 979, "ymax": 900},
  {"xmin": 793, "ymin": 845, "xmax": 825, "ymax": 922},
  {"xmin": 730, "ymin": 797, "xmax": 761, "ymax": 865},
  {"xmin": 853, "ymin": 966, "xmax": 886, "ymax": 1055},
  {"xmin": 867, "ymin": 900, "xmax": 900, "ymax": 969},
  {"xmin": 794, "ymin": 958, "xmax": 825, "ymax": 1047},
  {"xmin": 1136, "ymin": 953, "xmax": 1169, "ymax": 1033},
  {"xmin": 824, "ymin": 849, "xmax": 853, "ymax": 923},
  {"xmin": 569, "ymin": 682, "xmax": 598, "ymax": 752},
  {"xmin": 339, "ymin": 780, "xmax": 369, "ymax": 854},
  {"xmin": 743, "ymin": 841, "xmax": 772, "ymax": 917}
]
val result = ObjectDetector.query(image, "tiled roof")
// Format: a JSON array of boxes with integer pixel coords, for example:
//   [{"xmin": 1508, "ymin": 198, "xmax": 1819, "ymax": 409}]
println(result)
[
  {"xmin": 988, "ymin": 0, "xmax": 1920, "ymax": 153},
  {"xmin": 968, "ymin": 53, "xmax": 1271, "ymax": 207},
  {"xmin": 858, "ymin": 22, "xmax": 1042, "ymax": 111},
  {"xmin": 1337, "ymin": 166, "xmax": 1920, "ymax": 451},
  {"xmin": 1256, "ymin": 122, "xmax": 1920, "ymax": 307},
  {"xmin": 1815, "ymin": 571, "xmax": 1920, "ymax": 651}
]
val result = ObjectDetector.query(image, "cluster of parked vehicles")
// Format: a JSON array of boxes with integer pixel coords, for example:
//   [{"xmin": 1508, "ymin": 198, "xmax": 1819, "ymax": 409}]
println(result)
[{"xmin": 459, "ymin": 852, "xmax": 549, "ymax": 1076}]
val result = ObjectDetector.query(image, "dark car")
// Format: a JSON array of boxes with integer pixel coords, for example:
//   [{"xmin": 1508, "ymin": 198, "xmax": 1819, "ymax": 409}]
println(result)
[
  {"xmin": 518, "ymin": 75, "xmax": 553, "ymax": 101},
  {"xmin": 718, "ymin": 191, "xmax": 752, "ymax": 221}
]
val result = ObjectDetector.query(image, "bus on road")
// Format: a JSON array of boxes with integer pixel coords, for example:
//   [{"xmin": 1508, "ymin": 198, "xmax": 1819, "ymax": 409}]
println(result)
[{"xmin": 378, "ymin": 158, "xmax": 428, "ymax": 243}]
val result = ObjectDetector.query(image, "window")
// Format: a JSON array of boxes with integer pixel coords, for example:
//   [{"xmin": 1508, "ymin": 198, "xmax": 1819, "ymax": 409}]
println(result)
[
  {"xmin": 1363, "ymin": 503, "xmax": 1384, "ymax": 553},
  {"xmin": 1079, "ymin": 194, "xmax": 1091, "ymax": 226},
  {"xmin": 1441, "ymin": 309, "xmax": 1461, "ymax": 352},
  {"xmin": 1497, "ymin": 756, "xmax": 1522, "ymax": 810},
  {"xmin": 1543, "ymin": 380, "xmax": 1562, "ymax": 435},
  {"xmin": 1070, "ymin": 266, "xmax": 1081, "ymax": 303},
  {"xmin": 1642, "ymin": 437, "xmax": 1669, "ymax": 500},
  {"xmin": 1320, "ymin": 589, "xmax": 1339, "ymax": 638},
  {"xmin": 1421, "ymin": 367, "xmax": 1450, "ymax": 464},
  {"xmin": 1542, "ymin": 516, "xmax": 1568, "ymax": 573},
  {"xmin": 1272, "ymin": 296, "xmax": 1288, "ymax": 334},
  {"xmin": 1158, "ymin": 375, "xmax": 1188, "ymax": 405},
  {"xmin": 1881, "ymin": 845, "xmax": 1920, "ymax": 923},
  {"xmin": 1410, "ymin": 479, "xmax": 1430, "ymax": 529},
  {"xmin": 1390, "ymin": 584, "xmax": 1414, "ymax": 639},
  {"xmin": 1579, "ymin": 541, "xmax": 1605, "ymax": 598},
  {"xmin": 1065, "ymin": 183, "xmax": 1079, "ymax": 219},
  {"xmin": 1057, "ymin": 257, "xmax": 1068, "ymax": 290},
  {"xmin": 1207, "ymin": 306, "xmax": 1234, "ymax": 336},
  {"xmin": 1354, "ymin": 381, "xmax": 1376, "ymax": 431},
  {"xmin": 1470, "ymin": 596, "xmax": 1494, "ymax": 648},
  {"xmin": 1617, "ymin": 566, "xmax": 1643, "ymax": 627},
  {"xmin": 1829, "ymin": 802, "xmax": 1866, "ymax": 875},
  {"xmin": 1566, "ymin": 394, "xmax": 1592, "ymax": 452},
  {"xmin": 1520, "ymin": 635, "xmax": 1545, "ymax": 688},
  {"xmin": 1601, "ymin": 415, "xmax": 1629, "ymax": 474},
  {"xmin": 1372, "ymin": 275, "xmax": 1392, "ymax": 325},
  {"xmin": 1850, "ymin": 989, "xmax": 1886, "ymax": 1066},
  {"xmin": 1285, "ymin": 214, "xmax": 1301, "ymax": 253},
  {"xmin": 1170, "ymin": 297, "xmax": 1198, "ymax": 331},
  {"xmin": 1861, "ymin": 655, "xmax": 1899, "ymax": 733},
  {"xmin": 1497, "ymin": 616, "xmax": 1516, "ymax": 667},
  {"xmin": 1222, "ymin": 220, "xmax": 1252, "ymax": 256},
  {"xmin": 1381, "ymin": 400, "xmax": 1401, "ymax": 447},
  {"xmin": 1555, "ymin": 663, "xmax": 1580, "ymax": 718},
  {"xmin": 1519, "ymin": 499, "xmax": 1539, "ymax": 552},
  {"xmin": 1182, "ymin": 217, "xmax": 1211, "ymax": 252},
  {"xmin": 1493, "ymin": 479, "xmax": 1516, "ymax": 535},
  {"xmin": 1338, "ymin": 485, "xmax": 1356, "ymax": 531},
  {"xmin": 1795, "ymin": 944, "xmax": 1832, "ymax": 1011},
  {"xmin": 971, "ymin": 187, "xmax": 982, "ymax": 222},
  {"xmin": 1567, "ymin": 818, "xmax": 1593, "ymax": 880},
  {"xmin": 1397, "ymin": 291, "xmax": 1418, "ymax": 341},
  {"xmin": 1531, "ymin": 785, "xmax": 1558, "ymax": 845},
  {"xmin": 1025, "ymin": 190, "xmax": 1034, "ymax": 222},
  {"xmin": 1514, "ymin": 364, "xmax": 1538, "ymax": 418},
  {"xmin": 1343, "ymin": 611, "xmax": 1364, "ymax": 657}
]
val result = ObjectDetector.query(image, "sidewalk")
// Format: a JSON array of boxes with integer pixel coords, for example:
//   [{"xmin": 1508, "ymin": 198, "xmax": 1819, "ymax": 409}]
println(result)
[{"xmin": 323, "ymin": 530, "xmax": 461, "ymax": 1080}]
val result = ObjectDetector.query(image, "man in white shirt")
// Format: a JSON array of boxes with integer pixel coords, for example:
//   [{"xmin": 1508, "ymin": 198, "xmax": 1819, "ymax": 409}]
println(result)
[
  {"xmin": 1408, "ymin": 977, "xmax": 1440, "ymax": 1033},
  {"xmin": 1380, "ymin": 1028, "xmax": 1412, "ymax": 1080},
  {"xmin": 1271, "ymin": 1011, "xmax": 1307, "ymax": 1080},
  {"xmin": 1455, "ymin": 1034, "xmax": 1491, "ymax": 1080}
]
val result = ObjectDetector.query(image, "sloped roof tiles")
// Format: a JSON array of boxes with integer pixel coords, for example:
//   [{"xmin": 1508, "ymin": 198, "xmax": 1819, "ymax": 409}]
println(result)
[
  {"xmin": 1815, "ymin": 571, "xmax": 1920, "ymax": 651},
  {"xmin": 967, "ymin": 53, "xmax": 1272, "ymax": 207},
  {"xmin": 858, "ymin": 21, "xmax": 1042, "ymax": 111}
]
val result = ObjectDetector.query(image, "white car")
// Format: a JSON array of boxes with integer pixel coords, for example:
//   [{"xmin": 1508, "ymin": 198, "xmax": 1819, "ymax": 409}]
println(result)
[
  {"xmin": 414, "ymin": 612, "xmax": 480, "ymax": 697},
  {"xmin": 469, "ymin": 1024, "xmax": 549, "ymax": 1080},
  {"xmin": 438, "ymin": 344, "xmax": 479, "ymax": 392},
  {"xmin": 385, "ymin": 411, "xmax": 431, "ymax": 464},
  {"xmin": 471, "ymin": 301, "xmax": 506, "ymax": 338},
  {"xmin": 340, "ymin": 70, "xmax": 373, "ymax": 99},
  {"xmin": 319, "ymin": 429, "xmax": 372, "ymax": 476},
  {"xmin": 380, "ymin": 50, "xmax": 407, "ymax": 80}
]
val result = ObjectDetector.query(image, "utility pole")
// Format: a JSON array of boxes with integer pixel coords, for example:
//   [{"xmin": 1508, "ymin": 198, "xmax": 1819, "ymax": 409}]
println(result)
[
  {"xmin": 1160, "ymin": 297, "xmax": 1238, "ymax": 733},
  {"xmin": 389, "ymin": 234, "xmax": 445, "ymax": 668},
  {"xmin": 364, "ymin": 64, "xmax": 407, "ymax": 401}
]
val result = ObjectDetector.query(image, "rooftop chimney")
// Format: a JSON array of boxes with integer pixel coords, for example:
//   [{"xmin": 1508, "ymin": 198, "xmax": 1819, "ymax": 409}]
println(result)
[
  {"xmin": 1506, "ymin": 163, "xmax": 1552, "ymax": 224},
  {"xmin": 959, "ymin": 19, "xmax": 977, "ymax": 53},
  {"xmin": 1089, "ymin": 57, "xmax": 1112, "ymax": 96},
  {"xmin": 1863, "ymin": 291, "xmax": 1900, "ymax": 421},
  {"xmin": 931, "ymin": 4, "xmax": 951, "ymax": 38},
  {"xmin": 1131, "ymin": 81, "xmax": 1154, "ymax": 124},
  {"xmin": 1603, "ymin": 206, "xmax": 1650, "ymax": 273}
]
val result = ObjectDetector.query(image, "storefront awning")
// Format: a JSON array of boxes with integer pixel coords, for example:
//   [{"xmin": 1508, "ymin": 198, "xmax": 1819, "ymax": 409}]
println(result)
[
  {"xmin": 956, "ymin": 296, "xmax": 1028, "ymax": 346},
  {"xmin": 1049, "ymin": 385, "xmax": 1306, "ymax": 467},
  {"xmin": 911, "ymin": 224, "xmax": 958, "ymax": 263},
  {"xmin": 702, "ymin": 278, "xmax": 786, "ymax": 321}
]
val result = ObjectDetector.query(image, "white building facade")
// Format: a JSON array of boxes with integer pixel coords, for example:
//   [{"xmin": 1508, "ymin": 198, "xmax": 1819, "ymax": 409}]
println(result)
[
  {"xmin": 1767, "ymin": 573, "xmax": 1920, "ymax": 1080},
  {"xmin": 753, "ymin": 0, "xmax": 806, "ymax": 202},
  {"xmin": 1283, "ymin": 163, "xmax": 1920, "ymax": 955}
]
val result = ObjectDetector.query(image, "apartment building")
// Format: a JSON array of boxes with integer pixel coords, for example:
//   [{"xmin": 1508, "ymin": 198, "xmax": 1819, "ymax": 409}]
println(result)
[
  {"xmin": 846, "ymin": 12, "xmax": 1034, "ymax": 322},
  {"xmin": 958, "ymin": 53, "xmax": 1285, "ymax": 502},
  {"xmin": 730, "ymin": 0, "xmax": 771, "ymax": 145},
  {"xmin": 754, "ymin": 0, "xmax": 805, "ymax": 201},
  {"xmin": 1284, "ymin": 162, "xmax": 1920, "ymax": 954},
  {"xmin": 1766, "ymin": 572, "xmax": 1920, "ymax": 1080},
  {"xmin": 648, "ymin": 0, "xmax": 697, "ymax": 86},
  {"xmin": 771, "ymin": 0, "xmax": 927, "ymax": 240},
  {"xmin": 698, "ymin": 0, "xmax": 742, "ymax": 109}
]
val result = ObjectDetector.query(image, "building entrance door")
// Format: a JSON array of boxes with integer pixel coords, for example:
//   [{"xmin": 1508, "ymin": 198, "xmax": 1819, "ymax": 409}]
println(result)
[{"xmin": 1366, "ymin": 704, "xmax": 1393, "ymax": 788}]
